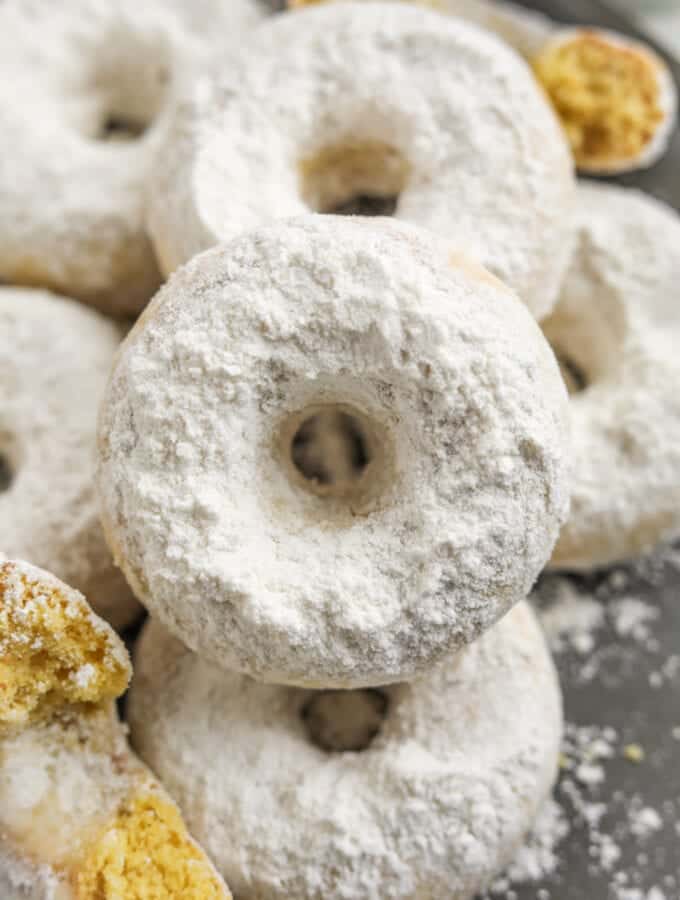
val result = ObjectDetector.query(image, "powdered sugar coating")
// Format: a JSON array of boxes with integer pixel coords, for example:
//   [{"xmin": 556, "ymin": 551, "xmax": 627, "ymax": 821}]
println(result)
[
  {"xmin": 0, "ymin": 852, "xmax": 68, "ymax": 900},
  {"xmin": 98, "ymin": 216, "xmax": 570, "ymax": 687},
  {"xmin": 435, "ymin": 0, "xmax": 554, "ymax": 56},
  {"xmin": 544, "ymin": 183, "xmax": 680, "ymax": 569},
  {"xmin": 0, "ymin": 0, "xmax": 265, "ymax": 317},
  {"xmin": 147, "ymin": 1, "xmax": 575, "ymax": 320},
  {"xmin": 286, "ymin": 0, "xmax": 555, "ymax": 57},
  {"xmin": 129, "ymin": 601, "xmax": 562, "ymax": 899},
  {"xmin": 0, "ymin": 288, "xmax": 139, "ymax": 629}
]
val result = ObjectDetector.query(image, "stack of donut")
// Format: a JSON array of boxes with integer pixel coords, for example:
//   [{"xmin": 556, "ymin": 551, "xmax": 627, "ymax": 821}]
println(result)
[{"xmin": 1, "ymin": 0, "xmax": 679, "ymax": 898}]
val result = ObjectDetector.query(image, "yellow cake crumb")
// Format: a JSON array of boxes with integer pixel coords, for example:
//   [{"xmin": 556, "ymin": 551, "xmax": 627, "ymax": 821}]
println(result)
[
  {"xmin": 533, "ymin": 31, "xmax": 664, "ymax": 170},
  {"xmin": 623, "ymin": 743, "xmax": 645, "ymax": 764},
  {"xmin": 0, "ymin": 561, "xmax": 130, "ymax": 726},
  {"xmin": 76, "ymin": 791, "xmax": 230, "ymax": 899}
]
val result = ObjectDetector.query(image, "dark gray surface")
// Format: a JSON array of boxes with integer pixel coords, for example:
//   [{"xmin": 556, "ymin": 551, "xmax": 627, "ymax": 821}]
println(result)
[{"xmin": 487, "ymin": 4, "xmax": 680, "ymax": 898}]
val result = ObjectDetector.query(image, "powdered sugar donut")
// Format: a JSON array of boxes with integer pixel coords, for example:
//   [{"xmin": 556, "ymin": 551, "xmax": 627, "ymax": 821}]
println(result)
[
  {"xmin": 0, "ymin": 287, "xmax": 140, "ymax": 629},
  {"xmin": 0, "ymin": 0, "xmax": 265, "ymax": 318},
  {"xmin": 128, "ymin": 600, "xmax": 561, "ymax": 899},
  {"xmin": 147, "ymin": 2, "xmax": 575, "ymax": 320},
  {"xmin": 0, "ymin": 559, "xmax": 232, "ymax": 900},
  {"xmin": 97, "ymin": 216, "xmax": 570, "ymax": 687},
  {"xmin": 543, "ymin": 183, "xmax": 680, "ymax": 570}
]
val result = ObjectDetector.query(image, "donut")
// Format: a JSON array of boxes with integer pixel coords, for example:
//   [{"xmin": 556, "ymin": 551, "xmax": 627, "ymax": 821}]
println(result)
[
  {"xmin": 532, "ymin": 28, "xmax": 677, "ymax": 174},
  {"xmin": 0, "ymin": 559, "xmax": 232, "ymax": 900},
  {"xmin": 0, "ymin": 287, "xmax": 140, "ymax": 630},
  {"xmin": 0, "ymin": 0, "xmax": 265, "ymax": 318},
  {"xmin": 128, "ymin": 600, "xmax": 561, "ymax": 899},
  {"xmin": 147, "ymin": 1, "xmax": 575, "ymax": 320},
  {"xmin": 97, "ymin": 216, "xmax": 570, "ymax": 687},
  {"xmin": 542, "ymin": 183, "xmax": 680, "ymax": 570}
]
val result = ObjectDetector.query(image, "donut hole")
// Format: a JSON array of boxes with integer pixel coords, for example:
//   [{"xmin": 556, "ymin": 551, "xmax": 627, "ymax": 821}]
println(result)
[
  {"xmin": 541, "ymin": 299, "xmax": 625, "ymax": 395},
  {"xmin": 0, "ymin": 435, "xmax": 19, "ymax": 493},
  {"xmin": 299, "ymin": 141, "xmax": 410, "ymax": 216},
  {"xmin": 292, "ymin": 410, "xmax": 369, "ymax": 485},
  {"xmin": 281, "ymin": 404, "xmax": 390, "ymax": 509},
  {"xmin": 302, "ymin": 689, "xmax": 389, "ymax": 753},
  {"xmin": 0, "ymin": 452, "xmax": 13, "ymax": 493},
  {"xmin": 548, "ymin": 343, "xmax": 590, "ymax": 395},
  {"xmin": 85, "ymin": 35, "xmax": 171, "ymax": 142},
  {"xmin": 98, "ymin": 113, "xmax": 152, "ymax": 141}
]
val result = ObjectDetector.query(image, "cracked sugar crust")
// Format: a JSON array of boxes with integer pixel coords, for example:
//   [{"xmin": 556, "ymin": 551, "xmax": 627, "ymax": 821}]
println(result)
[
  {"xmin": 128, "ymin": 601, "xmax": 563, "ymax": 900},
  {"xmin": 147, "ymin": 1, "xmax": 575, "ymax": 320},
  {"xmin": 545, "ymin": 183, "xmax": 680, "ymax": 570},
  {"xmin": 0, "ymin": 287, "xmax": 140, "ymax": 630},
  {"xmin": 97, "ymin": 216, "xmax": 570, "ymax": 688},
  {"xmin": 0, "ymin": 560, "xmax": 232, "ymax": 900},
  {"xmin": 0, "ymin": 0, "xmax": 265, "ymax": 317}
]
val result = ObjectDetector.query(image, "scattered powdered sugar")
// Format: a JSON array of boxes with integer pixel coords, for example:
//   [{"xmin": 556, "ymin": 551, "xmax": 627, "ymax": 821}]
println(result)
[
  {"xmin": 484, "ymin": 543, "xmax": 680, "ymax": 898},
  {"xmin": 538, "ymin": 579, "xmax": 605, "ymax": 655},
  {"xmin": 534, "ymin": 567, "xmax": 671, "ymax": 685},
  {"xmin": 486, "ymin": 800, "xmax": 569, "ymax": 894},
  {"xmin": 628, "ymin": 807, "xmax": 663, "ymax": 839},
  {"xmin": 649, "ymin": 654, "xmax": 680, "ymax": 689},
  {"xmin": 610, "ymin": 597, "xmax": 659, "ymax": 643},
  {"xmin": 485, "ymin": 720, "xmax": 675, "ymax": 899}
]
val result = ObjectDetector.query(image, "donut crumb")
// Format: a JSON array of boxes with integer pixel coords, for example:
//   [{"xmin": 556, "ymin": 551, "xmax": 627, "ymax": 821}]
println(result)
[
  {"xmin": 0, "ymin": 561, "xmax": 131, "ymax": 726},
  {"xmin": 291, "ymin": 409, "xmax": 370, "ymax": 488},
  {"xmin": 75, "ymin": 791, "xmax": 229, "ymax": 899},
  {"xmin": 533, "ymin": 31, "xmax": 665, "ymax": 169}
]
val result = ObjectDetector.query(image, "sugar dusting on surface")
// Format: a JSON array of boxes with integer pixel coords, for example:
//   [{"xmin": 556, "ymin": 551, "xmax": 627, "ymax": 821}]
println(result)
[{"xmin": 482, "ymin": 543, "xmax": 680, "ymax": 899}]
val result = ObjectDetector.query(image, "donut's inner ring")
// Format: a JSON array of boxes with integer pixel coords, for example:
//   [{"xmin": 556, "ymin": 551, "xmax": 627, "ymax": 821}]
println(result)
[
  {"xmin": 72, "ymin": 31, "xmax": 172, "ymax": 143},
  {"xmin": 546, "ymin": 341, "xmax": 589, "ymax": 394},
  {"xmin": 301, "ymin": 689, "xmax": 389, "ymax": 753},
  {"xmin": 541, "ymin": 287, "xmax": 626, "ymax": 395},
  {"xmin": 299, "ymin": 141, "xmax": 411, "ymax": 217},
  {"xmin": 280, "ymin": 403, "xmax": 391, "ymax": 509}
]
